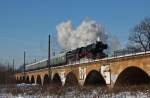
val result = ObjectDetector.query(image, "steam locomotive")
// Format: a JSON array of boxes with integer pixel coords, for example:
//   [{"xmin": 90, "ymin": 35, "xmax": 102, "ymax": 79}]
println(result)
[
  {"xmin": 66, "ymin": 41, "xmax": 107, "ymax": 64},
  {"xmin": 26, "ymin": 41, "xmax": 107, "ymax": 71}
]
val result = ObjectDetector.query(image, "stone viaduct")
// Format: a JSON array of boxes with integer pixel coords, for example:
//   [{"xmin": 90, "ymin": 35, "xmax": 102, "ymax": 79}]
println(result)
[{"xmin": 15, "ymin": 51, "xmax": 150, "ymax": 88}]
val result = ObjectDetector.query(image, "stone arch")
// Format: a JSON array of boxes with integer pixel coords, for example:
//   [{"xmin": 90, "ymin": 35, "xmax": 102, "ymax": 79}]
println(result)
[
  {"xmin": 52, "ymin": 73, "xmax": 62, "ymax": 86},
  {"xmin": 31, "ymin": 75, "xmax": 35, "ymax": 84},
  {"xmin": 36, "ymin": 75, "xmax": 42, "ymax": 85},
  {"xmin": 115, "ymin": 66, "xmax": 150, "ymax": 86},
  {"xmin": 43, "ymin": 74, "xmax": 50, "ymax": 85},
  {"xmin": 23, "ymin": 76, "xmax": 25, "ymax": 81},
  {"xmin": 16, "ymin": 76, "xmax": 21, "ymax": 84},
  {"xmin": 19, "ymin": 76, "xmax": 24, "ymax": 83},
  {"xmin": 84, "ymin": 70, "xmax": 106, "ymax": 86},
  {"xmin": 16, "ymin": 76, "xmax": 18, "ymax": 81},
  {"xmin": 17, "ymin": 76, "xmax": 20, "ymax": 81},
  {"xmin": 64, "ymin": 72, "xmax": 79, "ymax": 86},
  {"xmin": 26, "ymin": 76, "xmax": 30, "ymax": 83},
  {"xmin": 19, "ymin": 76, "xmax": 22, "ymax": 81},
  {"xmin": 15, "ymin": 76, "xmax": 18, "ymax": 83}
]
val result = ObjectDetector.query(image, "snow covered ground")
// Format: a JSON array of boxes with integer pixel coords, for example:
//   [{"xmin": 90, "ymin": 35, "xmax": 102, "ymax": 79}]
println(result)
[
  {"xmin": 0, "ymin": 84, "xmax": 150, "ymax": 98},
  {"xmin": 0, "ymin": 91, "xmax": 150, "ymax": 98}
]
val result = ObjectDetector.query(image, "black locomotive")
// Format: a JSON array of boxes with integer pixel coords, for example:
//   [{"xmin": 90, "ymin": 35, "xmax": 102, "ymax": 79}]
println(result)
[{"xmin": 66, "ymin": 41, "xmax": 107, "ymax": 64}]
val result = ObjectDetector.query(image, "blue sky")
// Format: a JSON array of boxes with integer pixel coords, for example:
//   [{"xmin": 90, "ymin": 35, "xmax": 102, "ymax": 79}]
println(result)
[{"xmin": 0, "ymin": 0, "xmax": 150, "ymax": 68}]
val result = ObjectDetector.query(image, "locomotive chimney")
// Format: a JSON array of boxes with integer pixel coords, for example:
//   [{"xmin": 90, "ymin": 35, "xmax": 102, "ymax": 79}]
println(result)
[{"xmin": 97, "ymin": 37, "xmax": 100, "ymax": 42}]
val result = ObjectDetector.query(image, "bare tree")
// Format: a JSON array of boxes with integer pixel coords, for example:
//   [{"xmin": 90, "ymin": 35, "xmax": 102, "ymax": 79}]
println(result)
[
  {"xmin": 128, "ymin": 17, "xmax": 150, "ymax": 51},
  {"xmin": 0, "ymin": 63, "xmax": 16, "ymax": 85}
]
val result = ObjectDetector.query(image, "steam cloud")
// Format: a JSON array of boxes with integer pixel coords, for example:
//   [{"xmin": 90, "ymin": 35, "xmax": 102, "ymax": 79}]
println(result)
[
  {"xmin": 106, "ymin": 34, "xmax": 121, "ymax": 56},
  {"xmin": 56, "ymin": 19, "xmax": 108, "ymax": 50},
  {"xmin": 56, "ymin": 18, "xmax": 121, "ymax": 55}
]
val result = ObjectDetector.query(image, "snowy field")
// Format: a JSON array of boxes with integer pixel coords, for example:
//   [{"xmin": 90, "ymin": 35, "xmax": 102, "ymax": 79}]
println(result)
[
  {"xmin": 0, "ymin": 84, "xmax": 150, "ymax": 98},
  {"xmin": 0, "ymin": 91, "xmax": 150, "ymax": 98}
]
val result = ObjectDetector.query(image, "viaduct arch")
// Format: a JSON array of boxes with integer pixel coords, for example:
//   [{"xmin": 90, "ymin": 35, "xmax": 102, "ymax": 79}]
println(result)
[
  {"xmin": 64, "ymin": 72, "xmax": 79, "ymax": 86},
  {"xmin": 31, "ymin": 75, "xmax": 35, "ymax": 84},
  {"xmin": 84, "ymin": 70, "xmax": 106, "ymax": 86},
  {"xmin": 114, "ymin": 66, "xmax": 150, "ymax": 86},
  {"xmin": 52, "ymin": 73, "xmax": 62, "ymax": 86}
]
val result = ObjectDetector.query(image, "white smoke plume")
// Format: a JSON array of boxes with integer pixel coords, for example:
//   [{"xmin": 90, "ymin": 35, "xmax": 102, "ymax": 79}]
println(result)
[
  {"xmin": 56, "ymin": 18, "xmax": 121, "ymax": 56},
  {"xmin": 106, "ymin": 34, "xmax": 122, "ymax": 56},
  {"xmin": 56, "ymin": 19, "xmax": 108, "ymax": 50}
]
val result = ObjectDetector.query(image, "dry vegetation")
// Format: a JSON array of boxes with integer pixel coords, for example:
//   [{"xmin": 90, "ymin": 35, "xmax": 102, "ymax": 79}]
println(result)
[
  {"xmin": 0, "ymin": 83, "xmax": 150, "ymax": 98},
  {"xmin": 0, "ymin": 63, "xmax": 16, "ymax": 85}
]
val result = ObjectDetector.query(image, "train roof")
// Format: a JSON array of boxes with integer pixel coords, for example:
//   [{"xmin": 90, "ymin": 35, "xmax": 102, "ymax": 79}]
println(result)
[
  {"xmin": 26, "ymin": 59, "xmax": 48, "ymax": 67},
  {"xmin": 51, "ymin": 52, "xmax": 66, "ymax": 59}
]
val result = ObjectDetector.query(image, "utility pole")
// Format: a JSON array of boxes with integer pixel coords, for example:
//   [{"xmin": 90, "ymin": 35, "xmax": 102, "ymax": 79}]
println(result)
[
  {"xmin": 48, "ymin": 34, "xmax": 51, "ymax": 83},
  {"xmin": 23, "ymin": 51, "xmax": 26, "ymax": 82}
]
